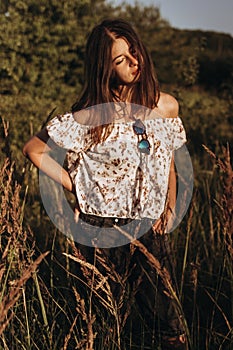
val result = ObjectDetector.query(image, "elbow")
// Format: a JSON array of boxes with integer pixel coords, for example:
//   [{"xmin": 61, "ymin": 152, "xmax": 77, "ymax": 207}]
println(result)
[
  {"xmin": 22, "ymin": 131, "xmax": 52, "ymax": 160},
  {"xmin": 22, "ymin": 140, "xmax": 31, "ymax": 158},
  {"xmin": 22, "ymin": 138, "xmax": 35, "ymax": 158}
]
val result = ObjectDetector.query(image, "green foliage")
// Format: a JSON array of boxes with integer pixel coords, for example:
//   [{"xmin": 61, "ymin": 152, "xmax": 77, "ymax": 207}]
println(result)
[
  {"xmin": 0, "ymin": 0, "xmax": 116, "ymax": 159},
  {"xmin": 0, "ymin": 0, "xmax": 232, "ymax": 164}
]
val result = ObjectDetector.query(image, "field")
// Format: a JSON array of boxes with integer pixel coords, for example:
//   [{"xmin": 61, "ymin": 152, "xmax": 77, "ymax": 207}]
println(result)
[{"xmin": 0, "ymin": 1, "xmax": 233, "ymax": 349}]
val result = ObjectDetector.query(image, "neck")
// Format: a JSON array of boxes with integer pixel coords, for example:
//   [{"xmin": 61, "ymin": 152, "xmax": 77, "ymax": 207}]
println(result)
[{"xmin": 114, "ymin": 85, "xmax": 134, "ymax": 103}]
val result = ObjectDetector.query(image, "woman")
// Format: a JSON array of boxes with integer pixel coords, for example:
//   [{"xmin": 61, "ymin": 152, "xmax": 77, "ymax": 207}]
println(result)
[{"xmin": 23, "ymin": 19, "xmax": 188, "ymax": 349}]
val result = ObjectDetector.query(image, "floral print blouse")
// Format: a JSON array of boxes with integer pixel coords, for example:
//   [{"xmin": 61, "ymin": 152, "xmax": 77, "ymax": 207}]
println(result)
[{"xmin": 46, "ymin": 112, "xmax": 186, "ymax": 220}]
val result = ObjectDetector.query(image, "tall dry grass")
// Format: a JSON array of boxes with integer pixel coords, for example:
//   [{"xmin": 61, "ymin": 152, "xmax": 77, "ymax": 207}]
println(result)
[
  {"xmin": 0, "ymin": 114, "xmax": 232, "ymax": 349},
  {"xmin": 0, "ymin": 158, "xmax": 49, "ymax": 346}
]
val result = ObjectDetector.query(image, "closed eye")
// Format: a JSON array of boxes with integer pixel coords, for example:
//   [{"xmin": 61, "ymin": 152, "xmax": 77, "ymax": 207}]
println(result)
[{"xmin": 115, "ymin": 58, "xmax": 125, "ymax": 65}]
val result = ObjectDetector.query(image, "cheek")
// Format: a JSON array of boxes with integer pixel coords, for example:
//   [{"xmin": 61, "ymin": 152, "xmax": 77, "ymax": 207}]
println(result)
[
  {"xmin": 117, "ymin": 66, "xmax": 128, "ymax": 77},
  {"xmin": 113, "ymin": 68, "xmax": 123, "ymax": 80},
  {"xmin": 112, "ymin": 66, "xmax": 130, "ymax": 84}
]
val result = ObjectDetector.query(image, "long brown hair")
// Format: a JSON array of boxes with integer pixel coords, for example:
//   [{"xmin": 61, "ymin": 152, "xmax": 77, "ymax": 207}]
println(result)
[{"xmin": 71, "ymin": 19, "xmax": 160, "ymax": 143}]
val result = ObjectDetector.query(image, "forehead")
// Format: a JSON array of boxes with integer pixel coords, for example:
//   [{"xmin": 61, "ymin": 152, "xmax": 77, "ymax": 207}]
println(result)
[{"xmin": 111, "ymin": 38, "xmax": 130, "ymax": 59}]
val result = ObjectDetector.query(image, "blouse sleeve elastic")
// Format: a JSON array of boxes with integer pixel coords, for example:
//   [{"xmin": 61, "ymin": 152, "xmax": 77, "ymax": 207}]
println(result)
[
  {"xmin": 172, "ymin": 117, "xmax": 187, "ymax": 150},
  {"xmin": 46, "ymin": 113, "xmax": 90, "ymax": 152}
]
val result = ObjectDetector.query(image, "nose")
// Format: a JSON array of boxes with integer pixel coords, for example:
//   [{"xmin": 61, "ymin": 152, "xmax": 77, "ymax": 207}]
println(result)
[{"xmin": 129, "ymin": 54, "xmax": 138, "ymax": 66}]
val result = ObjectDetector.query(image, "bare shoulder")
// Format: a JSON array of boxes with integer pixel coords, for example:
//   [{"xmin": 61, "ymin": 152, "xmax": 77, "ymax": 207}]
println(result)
[
  {"xmin": 73, "ymin": 109, "xmax": 93, "ymax": 125},
  {"xmin": 157, "ymin": 92, "xmax": 179, "ymax": 118}
]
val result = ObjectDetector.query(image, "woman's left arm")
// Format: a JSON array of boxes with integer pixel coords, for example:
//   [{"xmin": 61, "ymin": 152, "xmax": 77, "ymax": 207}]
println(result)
[
  {"xmin": 153, "ymin": 154, "xmax": 176, "ymax": 234},
  {"xmin": 166, "ymin": 154, "xmax": 176, "ymax": 218}
]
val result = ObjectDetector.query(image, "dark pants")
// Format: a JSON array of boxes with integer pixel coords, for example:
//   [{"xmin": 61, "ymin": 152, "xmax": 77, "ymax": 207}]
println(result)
[{"xmin": 73, "ymin": 214, "xmax": 185, "ymax": 338}]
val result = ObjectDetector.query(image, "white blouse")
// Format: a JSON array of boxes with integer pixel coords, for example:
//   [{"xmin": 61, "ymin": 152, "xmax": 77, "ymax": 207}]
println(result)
[{"xmin": 46, "ymin": 112, "xmax": 186, "ymax": 220}]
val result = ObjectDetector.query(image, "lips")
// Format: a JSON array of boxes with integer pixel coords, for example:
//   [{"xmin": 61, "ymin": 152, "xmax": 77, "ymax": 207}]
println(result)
[{"xmin": 131, "ymin": 69, "xmax": 139, "ymax": 76}]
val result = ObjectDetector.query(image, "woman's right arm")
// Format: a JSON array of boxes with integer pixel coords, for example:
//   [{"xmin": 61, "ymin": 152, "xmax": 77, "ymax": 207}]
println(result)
[{"xmin": 23, "ymin": 128, "xmax": 73, "ymax": 192}]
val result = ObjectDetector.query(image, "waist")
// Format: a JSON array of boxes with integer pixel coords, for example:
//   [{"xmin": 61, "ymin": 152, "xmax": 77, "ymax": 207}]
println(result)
[{"xmin": 79, "ymin": 212, "xmax": 153, "ymax": 228}]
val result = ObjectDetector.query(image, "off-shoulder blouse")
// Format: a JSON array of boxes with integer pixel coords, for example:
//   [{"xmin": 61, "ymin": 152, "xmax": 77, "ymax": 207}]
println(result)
[{"xmin": 46, "ymin": 112, "xmax": 186, "ymax": 220}]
